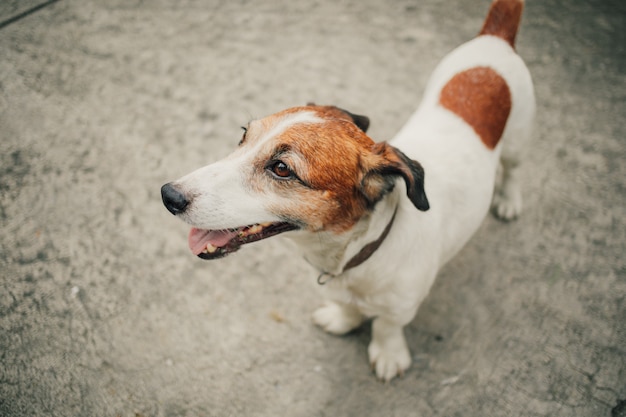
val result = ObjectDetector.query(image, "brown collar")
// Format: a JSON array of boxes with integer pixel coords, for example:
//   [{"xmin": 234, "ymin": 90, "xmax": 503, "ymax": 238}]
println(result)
[{"xmin": 317, "ymin": 208, "xmax": 398, "ymax": 285}]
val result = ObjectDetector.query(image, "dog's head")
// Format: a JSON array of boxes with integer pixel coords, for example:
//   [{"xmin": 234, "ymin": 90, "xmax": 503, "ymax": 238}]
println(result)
[{"xmin": 161, "ymin": 104, "xmax": 429, "ymax": 259}]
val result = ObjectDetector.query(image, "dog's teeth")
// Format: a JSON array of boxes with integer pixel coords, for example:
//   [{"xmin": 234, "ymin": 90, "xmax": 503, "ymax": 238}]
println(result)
[
  {"xmin": 248, "ymin": 225, "xmax": 262, "ymax": 234},
  {"xmin": 260, "ymin": 222, "xmax": 273, "ymax": 227},
  {"xmin": 206, "ymin": 243, "xmax": 218, "ymax": 253}
]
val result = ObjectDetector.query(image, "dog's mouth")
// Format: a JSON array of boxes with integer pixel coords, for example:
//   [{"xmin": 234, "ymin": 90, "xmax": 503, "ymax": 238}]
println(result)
[{"xmin": 188, "ymin": 222, "xmax": 299, "ymax": 260}]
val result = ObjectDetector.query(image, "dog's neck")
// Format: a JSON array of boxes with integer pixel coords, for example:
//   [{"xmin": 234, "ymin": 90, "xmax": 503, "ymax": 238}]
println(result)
[{"xmin": 288, "ymin": 188, "xmax": 401, "ymax": 278}]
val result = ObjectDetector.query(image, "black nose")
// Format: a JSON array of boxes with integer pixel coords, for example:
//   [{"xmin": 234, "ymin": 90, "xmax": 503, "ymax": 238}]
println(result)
[{"xmin": 161, "ymin": 183, "xmax": 190, "ymax": 215}]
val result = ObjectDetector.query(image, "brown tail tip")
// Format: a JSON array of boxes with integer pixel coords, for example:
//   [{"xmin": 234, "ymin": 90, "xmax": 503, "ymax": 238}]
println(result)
[{"xmin": 479, "ymin": 0, "xmax": 525, "ymax": 48}]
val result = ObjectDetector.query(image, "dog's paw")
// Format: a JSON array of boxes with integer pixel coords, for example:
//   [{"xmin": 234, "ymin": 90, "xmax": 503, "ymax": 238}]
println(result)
[
  {"xmin": 368, "ymin": 339, "xmax": 411, "ymax": 382},
  {"xmin": 312, "ymin": 302, "xmax": 363, "ymax": 335},
  {"xmin": 491, "ymin": 188, "xmax": 522, "ymax": 221}
]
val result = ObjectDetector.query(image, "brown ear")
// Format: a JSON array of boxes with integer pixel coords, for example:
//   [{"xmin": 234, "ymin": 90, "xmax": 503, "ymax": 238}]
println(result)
[
  {"xmin": 335, "ymin": 107, "xmax": 370, "ymax": 133},
  {"xmin": 306, "ymin": 102, "xmax": 370, "ymax": 133},
  {"xmin": 361, "ymin": 142, "xmax": 429, "ymax": 211}
]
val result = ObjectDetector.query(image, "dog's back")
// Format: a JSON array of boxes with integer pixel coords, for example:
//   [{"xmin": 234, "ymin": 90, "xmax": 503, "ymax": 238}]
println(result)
[{"xmin": 391, "ymin": 0, "xmax": 535, "ymax": 265}]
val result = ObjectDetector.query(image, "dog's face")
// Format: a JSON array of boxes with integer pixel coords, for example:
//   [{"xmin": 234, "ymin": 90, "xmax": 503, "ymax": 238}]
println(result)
[{"xmin": 161, "ymin": 105, "xmax": 429, "ymax": 259}]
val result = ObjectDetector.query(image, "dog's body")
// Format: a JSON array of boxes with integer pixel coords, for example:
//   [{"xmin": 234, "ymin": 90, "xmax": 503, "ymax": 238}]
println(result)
[{"xmin": 162, "ymin": 0, "xmax": 534, "ymax": 381}]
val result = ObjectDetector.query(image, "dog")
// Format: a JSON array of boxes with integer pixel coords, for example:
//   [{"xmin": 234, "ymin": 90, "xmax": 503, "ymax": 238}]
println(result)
[{"xmin": 161, "ymin": 0, "xmax": 534, "ymax": 381}]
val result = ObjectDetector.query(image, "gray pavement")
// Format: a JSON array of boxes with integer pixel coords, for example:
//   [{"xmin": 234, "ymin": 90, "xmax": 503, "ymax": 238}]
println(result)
[{"xmin": 1, "ymin": 0, "xmax": 624, "ymax": 416}]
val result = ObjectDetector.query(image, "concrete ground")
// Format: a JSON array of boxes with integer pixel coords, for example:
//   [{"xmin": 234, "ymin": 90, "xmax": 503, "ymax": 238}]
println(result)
[{"xmin": 1, "ymin": 0, "xmax": 624, "ymax": 416}]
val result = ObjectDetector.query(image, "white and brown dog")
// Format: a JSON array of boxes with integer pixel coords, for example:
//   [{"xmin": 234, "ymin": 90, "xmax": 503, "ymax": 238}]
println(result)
[{"xmin": 161, "ymin": 0, "xmax": 534, "ymax": 381}]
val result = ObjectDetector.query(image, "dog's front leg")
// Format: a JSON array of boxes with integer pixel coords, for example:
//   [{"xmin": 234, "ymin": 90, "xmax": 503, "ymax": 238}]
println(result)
[
  {"xmin": 368, "ymin": 316, "xmax": 412, "ymax": 382},
  {"xmin": 312, "ymin": 301, "xmax": 364, "ymax": 335}
]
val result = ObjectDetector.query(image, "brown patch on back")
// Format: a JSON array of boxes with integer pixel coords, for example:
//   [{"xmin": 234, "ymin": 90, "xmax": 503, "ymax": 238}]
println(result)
[
  {"xmin": 479, "ymin": 0, "xmax": 524, "ymax": 48},
  {"xmin": 439, "ymin": 67, "xmax": 511, "ymax": 150}
]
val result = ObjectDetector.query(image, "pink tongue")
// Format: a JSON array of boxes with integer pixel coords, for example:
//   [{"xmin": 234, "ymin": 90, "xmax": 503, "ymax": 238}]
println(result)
[{"xmin": 188, "ymin": 227, "xmax": 239, "ymax": 255}]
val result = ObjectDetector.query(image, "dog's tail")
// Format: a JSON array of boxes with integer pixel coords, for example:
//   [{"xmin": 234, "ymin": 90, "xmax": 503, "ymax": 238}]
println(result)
[{"xmin": 479, "ymin": 0, "xmax": 525, "ymax": 48}]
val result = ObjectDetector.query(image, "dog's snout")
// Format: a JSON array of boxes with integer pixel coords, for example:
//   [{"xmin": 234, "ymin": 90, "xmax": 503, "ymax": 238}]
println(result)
[{"xmin": 161, "ymin": 183, "xmax": 190, "ymax": 215}]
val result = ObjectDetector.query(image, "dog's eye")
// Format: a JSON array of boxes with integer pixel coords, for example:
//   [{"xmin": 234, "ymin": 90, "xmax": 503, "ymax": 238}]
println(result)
[{"xmin": 268, "ymin": 161, "xmax": 294, "ymax": 179}]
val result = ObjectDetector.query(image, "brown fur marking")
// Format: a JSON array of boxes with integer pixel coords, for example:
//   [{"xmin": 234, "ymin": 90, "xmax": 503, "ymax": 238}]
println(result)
[
  {"xmin": 439, "ymin": 67, "xmax": 511, "ymax": 150},
  {"xmin": 247, "ymin": 106, "xmax": 426, "ymax": 233},
  {"xmin": 246, "ymin": 107, "xmax": 376, "ymax": 233}
]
